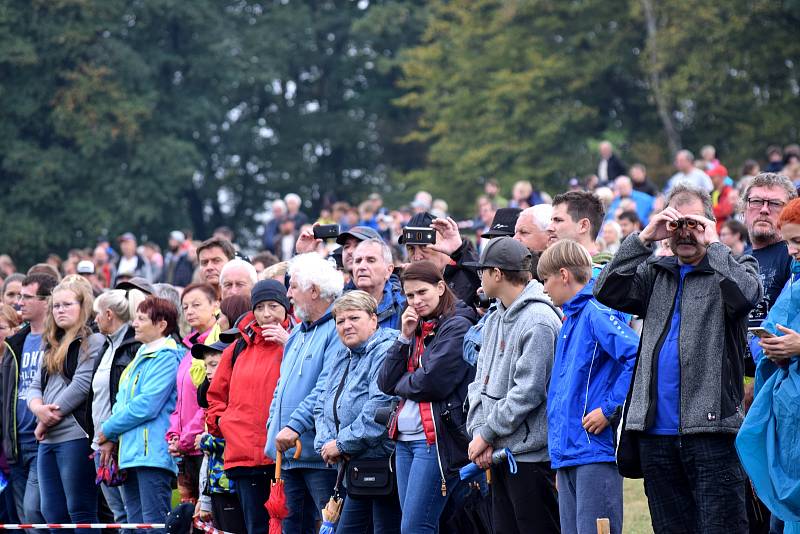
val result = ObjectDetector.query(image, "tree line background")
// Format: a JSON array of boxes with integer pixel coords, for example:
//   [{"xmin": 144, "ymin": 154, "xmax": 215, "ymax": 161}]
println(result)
[{"xmin": 1, "ymin": 0, "xmax": 798, "ymax": 265}]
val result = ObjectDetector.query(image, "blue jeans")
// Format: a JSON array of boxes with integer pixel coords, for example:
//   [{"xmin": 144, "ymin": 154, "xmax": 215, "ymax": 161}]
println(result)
[
  {"xmin": 120, "ymin": 467, "xmax": 174, "ymax": 534},
  {"xmin": 395, "ymin": 440, "xmax": 460, "ymax": 534},
  {"xmin": 337, "ymin": 491, "xmax": 402, "ymax": 534},
  {"xmin": 281, "ymin": 467, "xmax": 338, "ymax": 534},
  {"xmin": 93, "ymin": 453, "xmax": 129, "ymax": 533},
  {"xmin": 557, "ymin": 463, "xmax": 623, "ymax": 534},
  {"xmin": 229, "ymin": 471, "xmax": 273, "ymax": 534},
  {"xmin": 37, "ymin": 438, "xmax": 98, "ymax": 534},
  {"xmin": 9, "ymin": 440, "xmax": 45, "ymax": 533}
]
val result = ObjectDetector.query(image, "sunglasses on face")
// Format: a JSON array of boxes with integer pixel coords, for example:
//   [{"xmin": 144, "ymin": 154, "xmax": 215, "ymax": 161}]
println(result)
[{"xmin": 666, "ymin": 218, "xmax": 702, "ymax": 231}]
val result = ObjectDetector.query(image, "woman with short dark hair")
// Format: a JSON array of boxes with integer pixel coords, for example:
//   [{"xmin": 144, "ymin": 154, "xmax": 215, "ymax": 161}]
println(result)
[{"xmin": 97, "ymin": 296, "xmax": 183, "ymax": 534}]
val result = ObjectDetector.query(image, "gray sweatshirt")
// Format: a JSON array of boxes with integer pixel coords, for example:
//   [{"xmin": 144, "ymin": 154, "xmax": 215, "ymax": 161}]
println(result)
[
  {"xmin": 466, "ymin": 280, "xmax": 561, "ymax": 462},
  {"xmin": 27, "ymin": 334, "xmax": 104, "ymax": 444}
]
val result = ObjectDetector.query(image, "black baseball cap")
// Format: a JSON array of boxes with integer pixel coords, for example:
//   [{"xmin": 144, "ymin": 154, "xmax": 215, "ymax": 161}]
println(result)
[
  {"xmin": 398, "ymin": 212, "xmax": 435, "ymax": 245},
  {"xmin": 115, "ymin": 276, "xmax": 155, "ymax": 295},
  {"xmin": 190, "ymin": 340, "xmax": 229, "ymax": 360},
  {"xmin": 336, "ymin": 225, "xmax": 382, "ymax": 245},
  {"xmin": 480, "ymin": 208, "xmax": 522, "ymax": 239},
  {"xmin": 464, "ymin": 236, "xmax": 532, "ymax": 271}
]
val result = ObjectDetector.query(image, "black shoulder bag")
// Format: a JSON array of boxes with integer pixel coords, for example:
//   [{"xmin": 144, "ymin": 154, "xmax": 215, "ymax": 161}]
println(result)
[{"xmin": 333, "ymin": 359, "xmax": 395, "ymax": 498}]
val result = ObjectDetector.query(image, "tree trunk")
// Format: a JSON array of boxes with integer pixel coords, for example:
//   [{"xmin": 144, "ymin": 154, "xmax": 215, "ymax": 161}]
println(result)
[{"xmin": 641, "ymin": 0, "xmax": 682, "ymax": 156}]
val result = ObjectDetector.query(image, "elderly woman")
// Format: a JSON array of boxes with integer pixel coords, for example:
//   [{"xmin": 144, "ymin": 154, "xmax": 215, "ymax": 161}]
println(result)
[{"xmin": 315, "ymin": 291, "xmax": 400, "ymax": 534}]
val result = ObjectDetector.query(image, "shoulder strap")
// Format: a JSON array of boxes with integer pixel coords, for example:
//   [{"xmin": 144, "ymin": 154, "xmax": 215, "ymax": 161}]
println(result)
[
  {"xmin": 230, "ymin": 337, "xmax": 248, "ymax": 368},
  {"xmin": 332, "ymin": 359, "xmax": 351, "ymax": 433}
]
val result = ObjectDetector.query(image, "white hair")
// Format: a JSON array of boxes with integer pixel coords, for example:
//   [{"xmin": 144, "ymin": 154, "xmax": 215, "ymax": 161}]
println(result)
[
  {"xmin": 220, "ymin": 259, "xmax": 258, "ymax": 286},
  {"xmin": 93, "ymin": 288, "xmax": 145, "ymax": 322},
  {"xmin": 523, "ymin": 204, "xmax": 553, "ymax": 231},
  {"xmin": 355, "ymin": 238, "xmax": 393, "ymax": 265},
  {"xmin": 284, "ymin": 193, "xmax": 301, "ymax": 206},
  {"xmin": 271, "ymin": 199, "xmax": 287, "ymax": 213},
  {"xmin": 289, "ymin": 253, "xmax": 344, "ymax": 301}
]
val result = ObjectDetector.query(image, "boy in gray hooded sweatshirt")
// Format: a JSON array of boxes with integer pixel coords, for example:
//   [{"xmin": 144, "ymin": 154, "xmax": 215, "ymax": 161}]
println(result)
[{"xmin": 465, "ymin": 237, "xmax": 562, "ymax": 534}]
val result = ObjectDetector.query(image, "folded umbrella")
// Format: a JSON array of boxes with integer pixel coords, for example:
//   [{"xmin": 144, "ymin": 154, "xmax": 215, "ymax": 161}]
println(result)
[{"xmin": 265, "ymin": 439, "xmax": 302, "ymax": 534}]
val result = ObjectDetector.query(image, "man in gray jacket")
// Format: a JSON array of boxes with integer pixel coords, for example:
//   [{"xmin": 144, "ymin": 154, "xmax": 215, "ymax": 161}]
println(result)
[
  {"xmin": 594, "ymin": 184, "xmax": 762, "ymax": 534},
  {"xmin": 465, "ymin": 237, "xmax": 562, "ymax": 534}
]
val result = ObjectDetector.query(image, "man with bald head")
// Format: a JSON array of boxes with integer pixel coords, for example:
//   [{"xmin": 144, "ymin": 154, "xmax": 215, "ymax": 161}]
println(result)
[
  {"xmin": 597, "ymin": 141, "xmax": 627, "ymax": 184},
  {"xmin": 666, "ymin": 150, "xmax": 713, "ymax": 193},
  {"xmin": 606, "ymin": 176, "xmax": 655, "ymax": 227}
]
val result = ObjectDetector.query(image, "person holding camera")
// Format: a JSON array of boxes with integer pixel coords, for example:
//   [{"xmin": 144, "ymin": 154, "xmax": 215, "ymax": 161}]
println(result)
[
  {"xmin": 377, "ymin": 260, "xmax": 477, "ymax": 534},
  {"xmin": 464, "ymin": 237, "xmax": 562, "ymax": 534},
  {"xmin": 314, "ymin": 291, "xmax": 401, "ymax": 534},
  {"xmin": 594, "ymin": 184, "xmax": 762, "ymax": 534}
]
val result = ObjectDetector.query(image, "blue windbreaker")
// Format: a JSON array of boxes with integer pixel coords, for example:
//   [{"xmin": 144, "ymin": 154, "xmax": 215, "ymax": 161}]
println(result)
[
  {"xmin": 102, "ymin": 338, "xmax": 182, "ymax": 473},
  {"xmin": 375, "ymin": 278, "xmax": 406, "ymax": 331},
  {"xmin": 265, "ymin": 304, "xmax": 343, "ymax": 469},
  {"xmin": 547, "ymin": 280, "xmax": 638, "ymax": 469}
]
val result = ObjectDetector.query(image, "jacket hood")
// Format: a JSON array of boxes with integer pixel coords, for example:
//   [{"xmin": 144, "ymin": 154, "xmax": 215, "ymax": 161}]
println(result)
[
  {"xmin": 4, "ymin": 323, "xmax": 32, "ymax": 356},
  {"xmin": 500, "ymin": 280, "xmax": 559, "ymax": 323},
  {"xmin": 446, "ymin": 299, "xmax": 479, "ymax": 325},
  {"xmin": 238, "ymin": 310, "xmax": 291, "ymax": 347},
  {"xmin": 561, "ymin": 279, "xmax": 596, "ymax": 317}
]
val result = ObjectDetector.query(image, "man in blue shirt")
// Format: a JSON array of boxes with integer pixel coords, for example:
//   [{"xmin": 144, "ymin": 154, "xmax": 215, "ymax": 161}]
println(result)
[
  {"xmin": 1, "ymin": 273, "xmax": 58, "ymax": 530},
  {"xmin": 595, "ymin": 184, "xmax": 761, "ymax": 534}
]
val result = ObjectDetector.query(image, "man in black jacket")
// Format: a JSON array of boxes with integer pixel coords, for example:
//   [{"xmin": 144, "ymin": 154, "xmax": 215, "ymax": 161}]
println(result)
[
  {"xmin": 400, "ymin": 212, "xmax": 481, "ymax": 308},
  {"xmin": 1, "ymin": 273, "xmax": 57, "ymax": 529},
  {"xmin": 597, "ymin": 141, "xmax": 627, "ymax": 184}
]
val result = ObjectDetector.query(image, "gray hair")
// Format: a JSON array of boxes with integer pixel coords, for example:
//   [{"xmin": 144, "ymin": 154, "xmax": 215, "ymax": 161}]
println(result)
[
  {"xmin": 289, "ymin": 253, "xmax": 344, "ymax": 301},
  {"xmin": 153, "ymin": 283, "xmax": 187, "ymax": 336},
  {"xmin": 740, "ymin": 172, "xmax": 797, "ymax": 211},
  {"xmin": 355, "ymin": 238, "xmax": 393, "ymax": 265},
  {"xmin": 220, "ymin": 258, "xmax": 258, "ymax": 286},
  {"xmin": 93, "ymin": 288, "xmax": 146, "ymax": 322},
  {"xmin": 665, "ymin": 183, "xmax": 715, "ymax": 220},
  {"xmin": 521, "ymin": 204, "xmax": 553, "ymax": 231}
]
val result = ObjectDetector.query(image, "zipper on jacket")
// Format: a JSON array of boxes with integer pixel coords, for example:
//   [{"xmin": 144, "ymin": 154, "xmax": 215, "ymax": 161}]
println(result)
[
  {"xmin": 9, "ymin": 344, "xmax": 19, "ymax": 458},
  {"xmin": 583, "ymin": 342, "xmax": 599, "ymax": 444},
  {"xmin": 144, "ymin": 427, "xmax": 149, "ymax": 456},
  {"xmin": 430, "ymin": 402, "xmax": 447, "ymax": 496}
]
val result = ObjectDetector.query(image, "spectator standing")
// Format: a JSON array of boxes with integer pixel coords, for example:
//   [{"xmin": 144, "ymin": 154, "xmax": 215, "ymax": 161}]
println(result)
[
  {"xmin": 0, "ymin": 304, "xmax": 21, "ymax": 348},
  {"xmin": 315, "ymin": 291, "xmax": 401, "ymax": 534},
  {"xmin": 114, "ymin": 233, "xmax": 152, "ymax": 284},
  {"xmin": 2, "ymin": 273, "xmax": 57, "ymax": 527},
  {"xmin": 351, "ymin": 239, "xmax": 405, "ymax": 330},
  {"xmin": 265, "ymin": 253, "xmax": 344, "ymax": 534},
  {"xmin": 160, "ymin": 231, "xmax": 194, "ymax": 288},
  {"xmin": 597, "ymin": 141, "xmax": 627, "ymax": 184},
  {"xmin": 378, "ymin": 261, "xmax": 477, "ymax": 534},
  {"xmin": 710, "ymin": 165, "xmax": 737, "ymax": 231},
  {"xmin": 262, "ymin": 200, "xmax": 288, "ymax": 255},
  {"xmin": 630, "ymin": 164, "xmax": 658, "ymax": 197},
  {"xmin": 219, "ymin": 259, "xmax": 257, "ymax": 300},
  {"xmin": 594, "ymin": 184, "xmax": 761, "ymax": 534},
  {"xmin": 605, "ymin": 176, "xmax": 655, "ymax": 226},
  {"xmin": 3, "ymin": 273, "xmax": 24, "ymax": 311},
  {"xmin": 28, "ymin": 277, "xmax": 104, "ymax": 534},
  {"xmin": 92, "ymin": 246, "xmax": 116, "ymax": 290},
  {"xmin": 89, "ymin": 289, "xmax": 146, "ymax": 529},
  {"xmin": 665, "ymin": 150, "xmax": 713, "ymax": 193},
  {"xmin": 720, "ymin": 220, "xmax": 749, "ymax": 257},
  {"xmin": 484, "ymin": 178, "xmax": 508, "ymax": 208},
  {"xmin": 514, "ymin": 204, "xmax": 552, "ymax": 253},
  {"xmin": 617, "ymin": 210, "xmax": 641, "ymax": 239},
  {"xmin": 548, "ymin": 191, "xmax": 609, "ymax": 265},
  {"xmin": 465, "ymin": 238, "xmax": 562, "ymax": 534},
  {"xmin": 285, "ymin": 193, "xmax": 309, "ymax": 228},
  {"xmin": 196, "ymin": 238, "xmax": 235, "ymax": 294},
  {"xmin": 98, "ymin": 296, "xmax": 182, "ymax": 534},
  {"xmin": 538, "ymin": 240, "xmax": 638, "ymax": 534},
  {"xmin": 207, "ymin": 280, "xmax": 291, "ymax": 534},
  {"xmin": 765, "ymin": 146, "xmax": 784, "ymax": 173}
]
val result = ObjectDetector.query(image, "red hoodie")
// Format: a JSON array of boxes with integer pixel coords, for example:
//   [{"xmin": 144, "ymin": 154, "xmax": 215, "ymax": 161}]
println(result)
[{"xmin": 206, "ymin": 311, "xmax": 286, "ymax": 470}]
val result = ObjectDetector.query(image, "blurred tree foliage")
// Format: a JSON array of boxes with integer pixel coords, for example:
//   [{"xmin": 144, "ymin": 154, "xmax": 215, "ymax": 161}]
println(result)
[{"xmin": 0, "ymin": 0, "xmax": 798, "ymax": 265}]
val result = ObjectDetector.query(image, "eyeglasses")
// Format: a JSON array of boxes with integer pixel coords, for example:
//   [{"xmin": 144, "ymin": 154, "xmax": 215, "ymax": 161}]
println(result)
[
  {"xmin": 52, "ymin": 302, "xmax": 79, "ymax": 311},
  {"xmin": 666, "ymin": 219, "xmax": 702, "ymax": 232},
  {"xmin": 476, "ymin": 267, "xmax": 496, "ymax": 277},
  {"xmin": 19, "ymin": 294, "xmax": 46, "ymax": 302},
  {"xmin": 746, "ymin": 198, "xmax": 786, "ymax": 212}
]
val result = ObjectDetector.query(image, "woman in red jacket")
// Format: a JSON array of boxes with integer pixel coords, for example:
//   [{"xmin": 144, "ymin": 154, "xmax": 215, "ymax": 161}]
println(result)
[{"xmin": 206, "ymin": 280, "xmax": 291, "ymax": 534}]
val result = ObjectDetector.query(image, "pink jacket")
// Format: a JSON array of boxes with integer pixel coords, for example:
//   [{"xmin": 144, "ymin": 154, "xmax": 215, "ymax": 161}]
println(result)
[{"xmin": 165, "ymin": 329, "xmax": 209, "ymax": 455}]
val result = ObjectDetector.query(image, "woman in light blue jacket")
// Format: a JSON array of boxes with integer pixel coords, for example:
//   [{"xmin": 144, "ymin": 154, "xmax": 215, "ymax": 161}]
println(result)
[
  {"xmin": 315, "ymin": 291, "xmax": 400, "ymax": 534},
  {"xmin": 97, "ymin": 296, "xmax": 182, "ymax": 534}
]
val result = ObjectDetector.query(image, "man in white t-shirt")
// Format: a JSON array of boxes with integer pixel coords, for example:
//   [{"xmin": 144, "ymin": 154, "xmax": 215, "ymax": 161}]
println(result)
[{"xmin": 665, "ymin": 150, "xmax": 713, "ymax": 193}]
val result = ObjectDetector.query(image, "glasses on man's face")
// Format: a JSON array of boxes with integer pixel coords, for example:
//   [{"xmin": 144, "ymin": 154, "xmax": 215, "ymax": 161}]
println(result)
[
  {"xmin": 19, "ymin": 294, "xmax": 46, "ymax": 302},
  {"xmin": 746, "ymin": 198, "xmax": 786, "ymax": 212},
  {"xmin": 477, "ymin": 267, "xmax": 495, "ymax": 277},
  {"xmin": 52, "ymin": 302, "xmax": 79, "ymax": 311},
  {"xmin": 666, "ymin": 218, "xmax": 702, "ymax": 232}
]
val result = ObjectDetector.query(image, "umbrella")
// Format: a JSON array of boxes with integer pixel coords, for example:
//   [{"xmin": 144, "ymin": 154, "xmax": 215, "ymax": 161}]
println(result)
[
  {"xmin": 319, "ymin": 464, "xmax": 346, "ymax": 534},
  {"xmin": 265, "ymin": 439, "xmax": 302, "ymax": 534}
]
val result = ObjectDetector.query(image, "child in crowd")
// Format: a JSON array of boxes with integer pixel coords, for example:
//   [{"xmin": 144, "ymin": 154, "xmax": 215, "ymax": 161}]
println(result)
[
  {"xmin": 193, "ymin": 340, "xmax": 244, "ymax": 533},
  {"xmin": 537, "ymin": 240, "xmax": 638, "ymax": 534}
]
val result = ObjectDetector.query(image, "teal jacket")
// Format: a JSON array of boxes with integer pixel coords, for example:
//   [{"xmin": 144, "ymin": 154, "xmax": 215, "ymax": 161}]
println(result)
[{"xmin": 102, "ymin": 337, "xmax": 182, "ymax": 473}]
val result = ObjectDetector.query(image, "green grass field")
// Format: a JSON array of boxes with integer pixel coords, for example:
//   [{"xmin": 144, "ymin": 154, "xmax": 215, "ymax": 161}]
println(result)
[{"xmin": 624, "ymin": 478, "xmax": 653, "ymax": 534}]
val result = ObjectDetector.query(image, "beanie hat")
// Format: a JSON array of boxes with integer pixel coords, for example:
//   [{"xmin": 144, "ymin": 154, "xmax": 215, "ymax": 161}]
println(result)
[{"xmin": 251, "ymin": 279, "xmax": 290, "ymax": 312}]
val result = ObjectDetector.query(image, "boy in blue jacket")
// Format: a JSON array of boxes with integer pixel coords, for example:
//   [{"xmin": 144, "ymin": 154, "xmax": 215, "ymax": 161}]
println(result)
[{"xmin": 537, "ymin": 240, "xmax": 638, "ymax": 534}]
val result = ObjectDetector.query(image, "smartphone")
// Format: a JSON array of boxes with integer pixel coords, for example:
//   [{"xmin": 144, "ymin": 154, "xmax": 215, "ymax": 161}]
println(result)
[
  {"xmin": 403, "ymin": 226, "xmax": 436, "ymax": 245},
  {"xmin": 313, "ymin": 224, "xmax": 339, "ymax": 240},
  {"xmin": 748, "ymin": 327, "xmax": 775, "ymax": 339}
]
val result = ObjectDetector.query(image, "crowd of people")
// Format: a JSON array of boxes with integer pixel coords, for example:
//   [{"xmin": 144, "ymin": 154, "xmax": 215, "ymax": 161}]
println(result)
[{"xmin": 0, "ymin": 141, "xmax": 799, "ymax": 534}]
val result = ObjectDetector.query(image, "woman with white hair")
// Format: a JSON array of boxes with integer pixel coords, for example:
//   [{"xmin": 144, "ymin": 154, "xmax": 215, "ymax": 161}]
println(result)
[
  {"xmin": 265, "ymin": 253, "xmax": 344, "ymax": 533},
  {"xmin": 89, "ymin": 288, "xmax": 146, "ymax": 527}
]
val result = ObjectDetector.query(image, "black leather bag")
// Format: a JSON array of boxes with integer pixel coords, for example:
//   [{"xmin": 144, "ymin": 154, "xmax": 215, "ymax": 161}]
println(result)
[{"xmin": 345, "ymin": 457, "xmax": 395, "ymax": 498}]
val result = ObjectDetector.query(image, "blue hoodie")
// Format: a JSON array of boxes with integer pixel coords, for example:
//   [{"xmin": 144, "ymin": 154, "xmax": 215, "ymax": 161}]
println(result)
[
  {"xmin": 314, "ymin": 328, "xmax": 399, "ymax": 459},
  {"xmin": 102, "ymin": 337, "xmax": 182, "ymax": 473},
  {"xmin": 265, "ymin": 304, "xmax": 343, "ymax": 469},
  {"xmin": 547, "ymin": 280, "xmax": 638, "ymax": 469},
  {"xmin": 375, "ymin": 278, "xmax": 406, "ymax": 331}
]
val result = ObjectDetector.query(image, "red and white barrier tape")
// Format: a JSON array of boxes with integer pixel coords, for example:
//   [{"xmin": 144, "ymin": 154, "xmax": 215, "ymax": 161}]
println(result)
[
  {"xmin": 0, "ymin": 524, "xmax": 165, "ymax": 530},
  {"xmin": 193, "ymin": 518, "xmax": 234, "ymax": 534}
]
